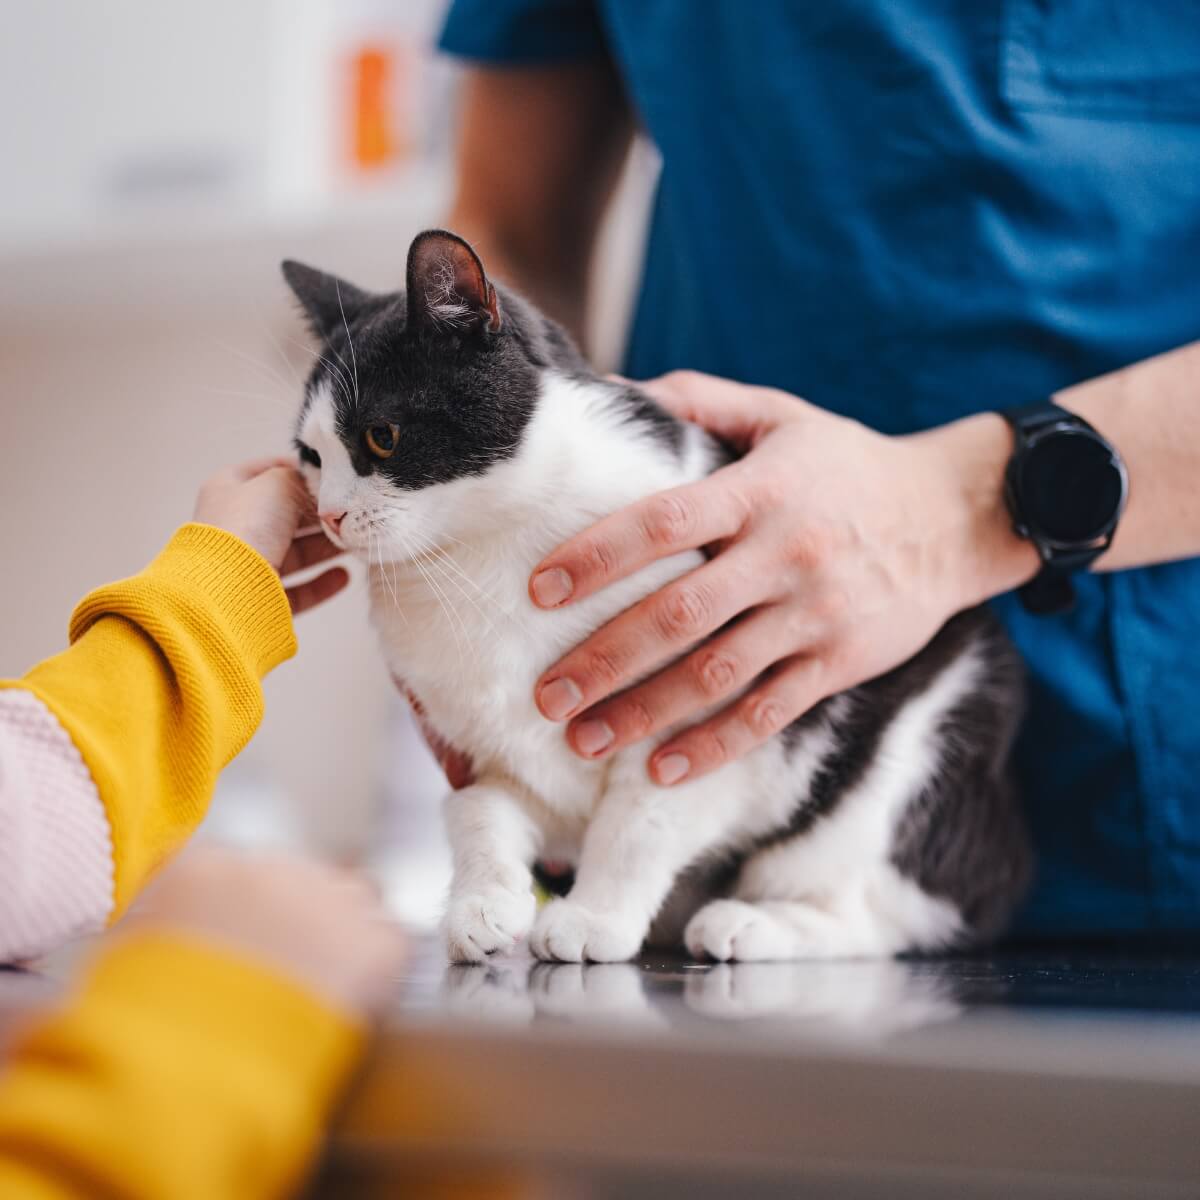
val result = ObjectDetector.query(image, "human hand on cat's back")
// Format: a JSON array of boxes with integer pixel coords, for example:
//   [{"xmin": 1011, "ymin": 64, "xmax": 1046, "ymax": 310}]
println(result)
[
  {"xmin": 530, "ymin": 371, "xmax": 1038, "ymax": 785},
  {"xmin": 193, "ymin": 457, "xmax": 349, "ymax": 614}
]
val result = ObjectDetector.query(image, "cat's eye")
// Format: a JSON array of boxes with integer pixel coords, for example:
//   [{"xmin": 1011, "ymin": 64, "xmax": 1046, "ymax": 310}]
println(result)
[
  {"xmin": 297, "ymin": 442, "xmax": 321, "ymax": 469},
  {"xmin": 365, "ymin": 423, "xmax": 400, "ymax": 460}
]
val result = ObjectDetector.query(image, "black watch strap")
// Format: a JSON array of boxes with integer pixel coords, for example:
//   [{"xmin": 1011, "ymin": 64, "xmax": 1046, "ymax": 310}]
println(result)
[
  {"xmin": 1001, "ymin": 402, "xmax": 1115, "ymax": 616},
  {"xmin": 1004, "ymin": 400, "xmax": 1079, "ymax": 436},
  {"xmin": 1016, "ymin": 547, "xmax": 1102, "ymax": 615}
]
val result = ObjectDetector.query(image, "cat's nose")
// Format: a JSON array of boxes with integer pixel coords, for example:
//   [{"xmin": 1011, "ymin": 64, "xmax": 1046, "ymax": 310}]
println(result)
[{"xmin": 320, "ymin": 510, "xmax": 347, "ymax": 536}]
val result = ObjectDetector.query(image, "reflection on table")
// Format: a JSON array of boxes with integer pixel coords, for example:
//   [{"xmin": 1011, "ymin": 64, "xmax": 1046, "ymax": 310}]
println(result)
[
  {"xmin": 390, "ymin": 936, "xmax": 1200, "ymax": 1043},
  {"xmin": 440, "ymin": 954, "xmax": 964, "ymax": 1039}
]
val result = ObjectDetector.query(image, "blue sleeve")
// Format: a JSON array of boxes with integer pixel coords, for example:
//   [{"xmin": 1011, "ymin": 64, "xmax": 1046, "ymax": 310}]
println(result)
[{"xmin": 438, "ymin": 0, "xmax": 607, "ymax": 65}]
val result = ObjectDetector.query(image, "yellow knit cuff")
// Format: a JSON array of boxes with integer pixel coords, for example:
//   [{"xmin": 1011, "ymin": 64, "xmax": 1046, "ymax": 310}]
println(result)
[{"xmin": 70, "ymin": 524, "xmax": 297, "ymax": 679}]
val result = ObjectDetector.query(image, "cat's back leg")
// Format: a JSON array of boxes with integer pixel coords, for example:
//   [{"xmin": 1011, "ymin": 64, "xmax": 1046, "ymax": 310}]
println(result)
[
  {"xmin": 684, "ymin": 865, "xmax": 963, "ymax": 962},
  {"xmin": 683, "ymin": 608, "xmax": 1030, "ymax": 963},
  {"xmin": 685, "ymin": 765, "xmax": 1028, "ymax": 962}
]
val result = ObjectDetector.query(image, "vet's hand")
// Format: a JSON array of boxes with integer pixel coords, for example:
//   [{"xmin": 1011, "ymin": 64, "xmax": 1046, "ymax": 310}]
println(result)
[
  {"xmin": 529, "ymin": 371, "xmax": 1036, "ymax": 785},
  {"xmin": 128, "ymin": 846, "xmax": 404, "ymax": 1019},
  {"xmin": 194, "ymin": 457, "xmax": 349, "ymax": 614}
]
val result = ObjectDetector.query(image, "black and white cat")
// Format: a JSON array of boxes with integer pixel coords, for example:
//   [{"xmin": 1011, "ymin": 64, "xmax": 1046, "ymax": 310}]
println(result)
[{"xmin": 285, "ymin": 230, "xmax": 1031, "ymax": 964}]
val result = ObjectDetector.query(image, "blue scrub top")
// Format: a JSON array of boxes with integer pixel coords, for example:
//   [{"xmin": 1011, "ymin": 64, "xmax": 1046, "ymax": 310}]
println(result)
[{"xmin": 440, "ymin": 1, "xmax": 1200, "ymax": 938}]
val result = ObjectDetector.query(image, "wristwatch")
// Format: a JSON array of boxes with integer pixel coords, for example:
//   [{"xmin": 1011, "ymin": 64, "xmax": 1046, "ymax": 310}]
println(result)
[{"xmin": 1001, "ymin": 401, "xmax": 1128, "ymax": 615}]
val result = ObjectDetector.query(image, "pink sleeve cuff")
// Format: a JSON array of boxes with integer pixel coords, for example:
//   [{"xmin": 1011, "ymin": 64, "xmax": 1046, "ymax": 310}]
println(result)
[{"xmin": 0, "ymin": 689, "xmax": 114, "ymax": 962}]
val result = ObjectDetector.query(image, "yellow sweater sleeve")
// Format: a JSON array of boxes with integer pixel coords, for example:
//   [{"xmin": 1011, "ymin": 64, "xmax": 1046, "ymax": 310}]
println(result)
[
  {"xmin": 0, "ymin": 932, "xmax": 364, "ymax": 1200},
  {"xmin": 0, "ymin": 524, "xmax": 297, "ymax": 918}
]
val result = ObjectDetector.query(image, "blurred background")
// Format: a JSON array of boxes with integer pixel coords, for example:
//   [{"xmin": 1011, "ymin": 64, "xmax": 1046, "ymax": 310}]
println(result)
[{"xmin": 0, "ymin": 0, "xmax": 654, "ymax": 925}]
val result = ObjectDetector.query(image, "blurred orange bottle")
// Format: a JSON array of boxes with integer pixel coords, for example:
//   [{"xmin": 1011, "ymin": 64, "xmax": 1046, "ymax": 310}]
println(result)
[{"xmin": 348, "ymin": 40, "xmax": 409, "ymax": 172}]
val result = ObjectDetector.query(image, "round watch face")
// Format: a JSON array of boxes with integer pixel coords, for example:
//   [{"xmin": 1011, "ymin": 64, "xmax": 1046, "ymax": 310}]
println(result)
[{"xmin": 1019, "ymin": 427, "xmax": 1126, "ymax": 545}]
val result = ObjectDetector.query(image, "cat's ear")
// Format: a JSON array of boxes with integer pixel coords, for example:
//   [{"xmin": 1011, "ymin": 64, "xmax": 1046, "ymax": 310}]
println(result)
[
  {"xmin": 281, "ymin": 260, "xmax": 370, "ymax": 342},
  {"xmin": 405, "ymin": 229, "xmax": 501, "ymax": 335}
]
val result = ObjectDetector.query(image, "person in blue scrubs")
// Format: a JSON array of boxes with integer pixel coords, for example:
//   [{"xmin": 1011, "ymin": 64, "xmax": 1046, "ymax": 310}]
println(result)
[{"xmin": 438, "ymin": 2, "xmax": 1200, "ymax": 938}]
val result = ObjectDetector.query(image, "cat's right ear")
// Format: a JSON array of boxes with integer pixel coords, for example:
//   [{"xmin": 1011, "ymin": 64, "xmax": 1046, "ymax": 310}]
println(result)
[
  {"xmin": 281, "ymin": 261, "xmax": 370, "ymax": 343},
  {"xmin": 405, "ymin": 230, "xmax": 502, "ymax": 335}
]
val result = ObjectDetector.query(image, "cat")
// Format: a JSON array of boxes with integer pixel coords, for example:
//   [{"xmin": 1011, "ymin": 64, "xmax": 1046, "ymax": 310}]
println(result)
[{"xmin": 284, "ymin": 229, "xmax": 1031, "ymax": 964}]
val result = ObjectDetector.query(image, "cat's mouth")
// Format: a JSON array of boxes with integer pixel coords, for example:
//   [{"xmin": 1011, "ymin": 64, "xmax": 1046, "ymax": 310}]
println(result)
[
  {"xmin": 317, "ymin": 518, "xmax": 368, "ymax": 559},
  {"xmin": 337, "ymin": 530, "xmax": 373, "ymax": 557},
  {"xmin": 326, "ymin": 512, "xmax": 390, "ymax": 558}
]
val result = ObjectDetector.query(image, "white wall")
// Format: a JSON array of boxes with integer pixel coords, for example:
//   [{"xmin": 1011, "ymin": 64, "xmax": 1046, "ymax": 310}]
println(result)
[
  {"xmin": 0, "ymin": 0, "xmax": 451, "ymax": 253},
  {"xmin": 0, "ymin": 0, "xmax": 271, "ymax": 248}
]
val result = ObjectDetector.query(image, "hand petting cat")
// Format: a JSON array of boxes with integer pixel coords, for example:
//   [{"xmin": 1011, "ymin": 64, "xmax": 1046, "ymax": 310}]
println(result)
[
  {"xmin": 193, "ymin": 457, "xmax": 349, "ymax": 615},
  {"xmin": 530, "ymin": 371, "xmax": 1039, "ymax": 786}
]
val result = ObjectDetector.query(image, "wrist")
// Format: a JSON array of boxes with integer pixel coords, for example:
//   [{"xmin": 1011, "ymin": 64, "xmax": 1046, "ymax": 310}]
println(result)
[
  {"xmin": 908, "ymin": 413, "xmax": 1040, "ymax": 608},
  {"xmin": 70, "ymin": 525, "xmax": 298, "ymax": 679}
]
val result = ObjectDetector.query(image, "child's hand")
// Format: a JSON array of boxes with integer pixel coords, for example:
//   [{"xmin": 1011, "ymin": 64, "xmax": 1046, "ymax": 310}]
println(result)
[
  {"xmin": 128, "ymin": 847, "xmax": 405, "ymax": 1019},
  {"xmin": 194, "ymin": 457, "xmax": 349, "ymax": 614}
]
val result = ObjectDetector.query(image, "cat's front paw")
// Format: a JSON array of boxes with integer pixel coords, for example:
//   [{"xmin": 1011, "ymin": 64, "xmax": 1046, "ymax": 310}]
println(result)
[
  {"xmin": 443, "ymin": 886, "xmax": 537, "ymax": 964},
  {"xmin": 530, "ymin": 899, "xmax": 644, "ymax": 963}
]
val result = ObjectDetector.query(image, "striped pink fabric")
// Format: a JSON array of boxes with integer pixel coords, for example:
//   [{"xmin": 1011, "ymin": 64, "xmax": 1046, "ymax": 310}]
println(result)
[{"xmin": 0, "ymin": 689, "xmax": 113, "ymax": 962}]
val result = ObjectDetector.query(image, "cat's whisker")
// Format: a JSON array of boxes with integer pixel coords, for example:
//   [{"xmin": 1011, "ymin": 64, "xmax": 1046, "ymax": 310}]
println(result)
[
  {"xmin": 286, "ymin": 335, "xmax": 356, "ymax": 407},
  {"xmin": 387, "ymin": 553, "xmax": 406, "ymax": 625},
  {"xmin": 420, "ymin": 543, "xmax": 531, "ymax": 638},
  {"xmin": 368, "ymin": 531, "xmax": 384, "ymax": 608},
  {"xmin": 335, "ymin": 280, "xmax": 362, "ymax": 412},
  {"xmin": 419, "ymin": 557, "xmax": 471, "ymax": 663},
  {"xmin": 398, "ymin": 529, "xmax": 469, "ymax": 652},
  {"xmin": 252, "ymin": 308, "xmax": 303, "ymax": 390},
  {"xmin": 370, "ymin": 528, "xmax": 405, "ymax": 625},
  {"xmin": 325, "ymin": 351, "xmax": 357, "ymax": 410},
  {"xmin": 319, "ymin": 355, "xmax": 357, "ymax": 412},
  {"xmin": 433, "ymin": 531, "xmax": 476, "ymax": 554},
  {"xmin": 383, "ymin": 544, "xmax": 406, "ymax": 626},
  {"xmin": 403, "ymin": 537, "xmax": 467, "ymax": 672},
  {"xmin": 210, "ymin": 337, "xmax": 295, "ymax": 397},
  {"xmin": 417, "ymin": 547, "xmax": 505, "ymax": 644}
]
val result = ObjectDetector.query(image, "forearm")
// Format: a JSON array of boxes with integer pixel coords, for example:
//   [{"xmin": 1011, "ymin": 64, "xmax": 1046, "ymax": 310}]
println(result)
[
  {"xmin": 446, "ymin": 63, "xmax": 633, "ymax": 342},
  {"xmin": 914, "ymin": 340, "xmax": 1200, "ymax": 607},
  {"xmin": 2, "ymin": 525, "xmax": 296, "ymax": 923},
  {"xmin": 528, "ymin": 354, "xmax": 1199, "ymax": 777},
  {"xmin": 0, "ymin": 692, "xmax": 112, "ymax": 962},
  {"xmin": 1055, "ymin": 340, "xmax": 1200, "ymax": 572}
]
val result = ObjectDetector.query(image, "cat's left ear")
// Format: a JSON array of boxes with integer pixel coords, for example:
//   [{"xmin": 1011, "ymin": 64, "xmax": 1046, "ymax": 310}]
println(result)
[
  {"xmin": 406, "ymin": 229, "xmax": 501, "ymax": 335},
  {"xmin": 281, "ymin": 260, "xmax": 371, "ymax": 343}
]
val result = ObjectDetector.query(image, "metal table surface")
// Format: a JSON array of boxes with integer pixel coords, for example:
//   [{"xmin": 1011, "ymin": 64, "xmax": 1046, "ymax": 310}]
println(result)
[{"xmin": 323, "ymin": 938, "xmax": 1200, "ymax": 1198}]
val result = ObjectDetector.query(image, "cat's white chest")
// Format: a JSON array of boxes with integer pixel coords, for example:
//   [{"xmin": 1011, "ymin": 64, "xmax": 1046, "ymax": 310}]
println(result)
[{"xmin": 368, "ymin": 559, "xmax": 609, "ymax": 823}]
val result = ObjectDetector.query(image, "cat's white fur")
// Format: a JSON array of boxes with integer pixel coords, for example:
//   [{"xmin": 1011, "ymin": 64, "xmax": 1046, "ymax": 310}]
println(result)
[{"xmin": 299, "ymin": 372, "xmax": 968, "ymax": 962}]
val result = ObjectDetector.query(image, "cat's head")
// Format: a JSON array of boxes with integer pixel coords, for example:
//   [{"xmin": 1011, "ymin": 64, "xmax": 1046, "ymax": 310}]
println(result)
[{"xmin": 284, "ymin": 229, "xmax": 580, "ymax": 561}]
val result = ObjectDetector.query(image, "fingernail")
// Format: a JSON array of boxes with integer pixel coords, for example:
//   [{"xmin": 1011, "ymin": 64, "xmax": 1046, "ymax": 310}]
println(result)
[
  {"xmin": 532, "ymin": 567, "xmax": 573, "ymax": 608},
  {"xmin": 573, "ymin": 719, "xmax": 614, "ymax": 757},
  {"xmin": 654, "ymin": 753, "xmax": 690, "ymax": 785},
  {"xmin": 539, "ymin": 677, "xmax": 582, "ymax": 720}
]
